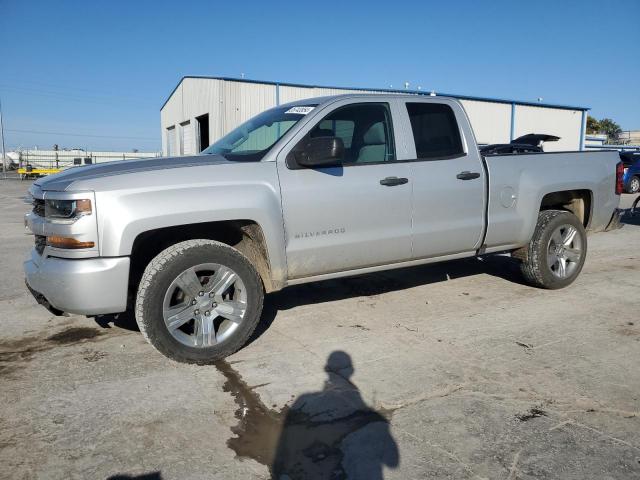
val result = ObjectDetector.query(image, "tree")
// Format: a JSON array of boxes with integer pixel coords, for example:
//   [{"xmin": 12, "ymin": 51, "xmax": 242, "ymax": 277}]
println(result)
[
  {"xmin": 586, "ymin": 116, "xmax": 600, "ymax": 134},
  {"xmin": 598, "ymin": 118, "xmax": 622, "ymax": 143}
]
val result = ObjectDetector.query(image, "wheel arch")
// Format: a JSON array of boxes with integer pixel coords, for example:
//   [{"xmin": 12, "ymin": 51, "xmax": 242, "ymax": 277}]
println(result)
[
  {"xmin": 540, "ymin": 189, "xmax": 593, "ymax": 229},
  {"xmin": 129, "ymin": 220, "xmax": 279, "ymax": 306}
]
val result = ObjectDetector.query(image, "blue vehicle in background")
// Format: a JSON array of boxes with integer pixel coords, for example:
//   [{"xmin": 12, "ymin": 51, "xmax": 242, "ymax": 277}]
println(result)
[{"xmin": 620, "ymin": 151, "xmax": 640, "ymax": 193}]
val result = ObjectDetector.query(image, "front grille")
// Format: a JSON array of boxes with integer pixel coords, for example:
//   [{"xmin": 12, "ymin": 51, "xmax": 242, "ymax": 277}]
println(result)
[
  {"xmin": 35, "ymin": 235, "xmax": 46, "ymax": 255},
  {"xmin": 32, "ymin": 198, "xmax": 45, "ymax": 217}
]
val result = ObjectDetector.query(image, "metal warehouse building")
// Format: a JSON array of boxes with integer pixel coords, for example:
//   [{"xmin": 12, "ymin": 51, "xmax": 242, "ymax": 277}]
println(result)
[{"xmin": 161, "ymin": 76, "xmax": 588, "ymax": 156}]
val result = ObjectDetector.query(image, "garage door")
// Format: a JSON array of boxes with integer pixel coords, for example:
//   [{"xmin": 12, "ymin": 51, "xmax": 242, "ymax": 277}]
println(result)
[
  {"xmin": 180, "ymin": 121, "xmax": 193, "ymax": 156},
  {"xmin": 166, "ymin": 126, "xmax": 176, "ymax": 156}
]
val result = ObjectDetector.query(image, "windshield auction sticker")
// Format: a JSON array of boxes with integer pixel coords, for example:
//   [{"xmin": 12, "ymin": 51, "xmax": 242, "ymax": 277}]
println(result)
[{"xmin": 285, "ymin": 106, "xmax": 315, "ymax": 115}]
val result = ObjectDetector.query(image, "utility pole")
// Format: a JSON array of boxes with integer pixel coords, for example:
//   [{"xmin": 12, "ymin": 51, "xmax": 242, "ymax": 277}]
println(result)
[{"xmin": 0, "ymin": 97, "xmax": 6, "ymax": 178}]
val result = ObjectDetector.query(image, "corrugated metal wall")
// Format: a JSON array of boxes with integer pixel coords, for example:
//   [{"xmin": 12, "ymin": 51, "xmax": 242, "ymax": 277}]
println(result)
[
  {"xmin": 278, "ymin": 85, "xmax": 314, "ymax": 105},
  {"xmin": 279, "ymin": 85, "xmax": 391, "ymax": 105},
  {"xmin": 514, "ymin": 105, "xmax": 582, "ymax": 151},
  {"xmin": 221, "ymin": 81, "xmax": 277, "ymax": 136},
  {"xmin": 160, "ymin": 83, "xmax": 182, "ymax": 155},
  {"xmin": 161, "ymin": 78, "xmax": 584, "ymax": 156},
  {"xmin": 181, "ymin": 77, "xmax": 224, "ymax": 141},
  {"xmin": 459, "ymin": 99, "xmax": 512, "ymax": 146}
]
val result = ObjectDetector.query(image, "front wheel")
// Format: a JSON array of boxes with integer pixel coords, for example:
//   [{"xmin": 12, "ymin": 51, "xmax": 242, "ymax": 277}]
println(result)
[
  {"xmin": 135, "ymin": 239, "xmax": 264, "ymax": 364},
  {"xmin": 514, "ymin": 210, "xmax": 587, "ymax": 289},
  {"xmin": 628, "ymin": 176, "xmax": 640, "ymax": 194}
]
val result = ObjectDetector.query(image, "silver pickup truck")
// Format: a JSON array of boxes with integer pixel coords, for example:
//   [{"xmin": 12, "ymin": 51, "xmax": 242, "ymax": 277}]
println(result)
[{"xmin": 24, "ymin": 94, "xmax": 624, "ymax": 363}]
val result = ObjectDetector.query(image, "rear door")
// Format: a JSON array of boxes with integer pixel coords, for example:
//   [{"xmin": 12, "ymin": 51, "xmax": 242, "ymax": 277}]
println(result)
[
  {"xmin": 276, "ymin": 100, "xmax": 412, "ymax": 279},
  {"xmin": 401, "ymin": 100, "xmax": 486, "ymax": 258}
]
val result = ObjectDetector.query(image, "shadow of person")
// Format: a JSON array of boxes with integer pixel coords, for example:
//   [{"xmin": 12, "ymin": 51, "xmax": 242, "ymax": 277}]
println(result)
[
  {"xmin": 106, "ymin": 472, "xmax": 162, "ymax": 480},
  {"xmin": 272, "ymin": 351, "xmax": 399, "ymax": 479},
  {"xmin": 622, "ymin": 198, "xmax": 640, "ymax": 226}
]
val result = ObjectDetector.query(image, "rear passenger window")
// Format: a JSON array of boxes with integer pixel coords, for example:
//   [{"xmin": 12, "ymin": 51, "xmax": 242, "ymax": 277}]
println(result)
[{"xmin": 406, "ymin": 103, "xmax": 464, "ymax": 159}]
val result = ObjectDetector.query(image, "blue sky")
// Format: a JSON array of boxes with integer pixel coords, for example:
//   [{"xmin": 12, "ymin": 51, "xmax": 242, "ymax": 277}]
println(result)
[{"xmin": 1, "ymin": 0, "xmax": 638, "ymax": 151}]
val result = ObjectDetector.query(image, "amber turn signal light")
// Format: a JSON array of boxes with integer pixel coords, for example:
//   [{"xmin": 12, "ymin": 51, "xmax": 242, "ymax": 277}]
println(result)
[{"xmin": 46, "ymin": 236, "xmax": 95, "ymax": 249}]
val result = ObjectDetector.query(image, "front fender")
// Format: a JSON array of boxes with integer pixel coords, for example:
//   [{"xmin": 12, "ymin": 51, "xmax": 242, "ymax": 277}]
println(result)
[{"xmin": 90, "ymin": 164, "xmax": 287, "ymax": 286}]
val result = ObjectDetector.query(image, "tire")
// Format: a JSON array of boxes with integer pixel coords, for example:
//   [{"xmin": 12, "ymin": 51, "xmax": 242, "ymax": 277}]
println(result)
[
  {"xmin": 514, "ymin": 210, "xmax": 587, "ymax": 290},
  {"xmin": 135, "ymin": 239, "xmax": 264, "ymax": 364},
  {"xmin": 628, "ymin": 176, "xmax": 640, "ymax": 194}
]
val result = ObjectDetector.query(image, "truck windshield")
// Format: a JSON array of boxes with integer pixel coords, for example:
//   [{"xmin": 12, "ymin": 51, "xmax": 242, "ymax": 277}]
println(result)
[{"xmin": 201, "ymin": 105, "xmax": 317, "ymax": 162}]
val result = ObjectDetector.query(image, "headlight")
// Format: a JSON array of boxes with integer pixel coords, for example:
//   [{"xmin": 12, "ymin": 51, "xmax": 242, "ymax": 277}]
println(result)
[{"xmin": 45, "ymin": 199, "xmax": 92, "ymax": 222}]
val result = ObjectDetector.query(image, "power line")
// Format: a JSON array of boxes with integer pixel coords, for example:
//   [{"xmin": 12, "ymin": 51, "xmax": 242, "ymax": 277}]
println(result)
[{"xmin": 6, "ymin": 128, "xmax": 157, "ymax": 140}]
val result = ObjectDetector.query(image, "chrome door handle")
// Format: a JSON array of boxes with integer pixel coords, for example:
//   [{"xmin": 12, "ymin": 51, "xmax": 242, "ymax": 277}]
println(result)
[
  {"xmin": 456, "ymin": 171, "xmax": 481, "ymax": 180},
  {"xmin": 380, "ymin": 177, "xmax": 409, "ymax": 186}
]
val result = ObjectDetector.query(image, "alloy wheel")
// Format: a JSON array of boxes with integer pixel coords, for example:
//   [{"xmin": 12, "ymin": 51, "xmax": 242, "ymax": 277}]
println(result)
[
  {"xmin": 162, "ymin": 263, "xmax": 247, "ymax": 347},
  {"xmin": 546, "ymin": 224, "xmax": 583, "ymax": 279}
]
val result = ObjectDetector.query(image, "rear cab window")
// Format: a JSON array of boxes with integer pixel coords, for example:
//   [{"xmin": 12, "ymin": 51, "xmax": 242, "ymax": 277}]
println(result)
[{"xmin": 405, "ymin": 103, "xmax": 464, "ymax": 160}]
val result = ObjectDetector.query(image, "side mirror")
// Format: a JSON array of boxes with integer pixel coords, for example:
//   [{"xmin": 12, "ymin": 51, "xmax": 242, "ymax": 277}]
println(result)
[{"xmin": 295, "ymin": 137, "xmax": 344, "ymax": 168}]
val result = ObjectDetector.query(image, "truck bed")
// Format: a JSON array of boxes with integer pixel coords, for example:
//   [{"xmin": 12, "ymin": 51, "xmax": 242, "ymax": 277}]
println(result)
[{"xmin": 481, "ymin": 150, "xmax": 621, "ymax": 251}]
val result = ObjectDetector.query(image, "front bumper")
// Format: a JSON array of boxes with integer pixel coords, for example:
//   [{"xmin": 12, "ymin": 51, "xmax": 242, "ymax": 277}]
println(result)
[
  {"xmin": 604, "ymin": 208, "xmax": 625, "ymax": 232},
  {"xmin": 24, "ymin": 249, "xmax": 130, "ymax": 315}
]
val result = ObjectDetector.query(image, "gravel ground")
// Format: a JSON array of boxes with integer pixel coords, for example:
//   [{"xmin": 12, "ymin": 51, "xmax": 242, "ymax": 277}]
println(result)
[{"xmin": 1, "ymin": 179, "xmax": 638, "ymax": 480}]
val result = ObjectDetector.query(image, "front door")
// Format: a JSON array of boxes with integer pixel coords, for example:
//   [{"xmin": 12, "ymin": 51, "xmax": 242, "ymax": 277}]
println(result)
[{"xmin": 277, "ymin": 101, "xmax": 412, "ymax": 279}]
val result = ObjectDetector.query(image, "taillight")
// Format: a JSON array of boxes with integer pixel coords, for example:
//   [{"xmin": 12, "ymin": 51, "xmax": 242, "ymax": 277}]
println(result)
[{"xmin": 615, "ymin": 162, "xmax": 624, "ymax": 195}]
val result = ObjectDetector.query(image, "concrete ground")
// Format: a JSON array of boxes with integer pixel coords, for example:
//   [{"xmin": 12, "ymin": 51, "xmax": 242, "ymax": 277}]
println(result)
[{"xmin": 1, "ymin": 179, "xmax": 638, "ymax": 480}]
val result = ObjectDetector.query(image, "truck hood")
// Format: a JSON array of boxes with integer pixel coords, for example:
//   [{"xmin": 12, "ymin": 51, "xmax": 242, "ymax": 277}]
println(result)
[{"xmin": 34, "ymin": 155, "xmax": 231, "ymax": 191}]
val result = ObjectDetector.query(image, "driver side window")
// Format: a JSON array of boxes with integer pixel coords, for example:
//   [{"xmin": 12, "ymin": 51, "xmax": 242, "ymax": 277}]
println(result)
[{"xmin": 307, "ymin": 103, "xmax": 395, "ymax": 164}]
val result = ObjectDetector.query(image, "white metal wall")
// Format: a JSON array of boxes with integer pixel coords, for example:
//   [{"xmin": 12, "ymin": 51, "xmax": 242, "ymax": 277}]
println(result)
[
  {"xmin": 278, "ymin": 85, "xmax": 390, "ymax": 105},
  {"xmin": 161, "ymin": 78, "xmax": 585, "ymax": 156},
  {"xmin": 459, "ymin": 99, "xmax": 512, "ymax": 145},
  {"xmin": 514, "ymin": 105, "xmax": 582, "ymax": 151},
  {"xmin": 161, "ymin": 82, "xmax": 182, "ymax": 156},
  {"xmin": 221, "ymin": 81, "xmax": 277, "ymax": 136},
  {"xmin": 181, "ymin": 77, "xmax": 224, "ymax": 142}
]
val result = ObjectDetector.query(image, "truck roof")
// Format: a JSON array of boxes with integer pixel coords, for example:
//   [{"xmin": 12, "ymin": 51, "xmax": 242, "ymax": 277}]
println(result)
[{"xmin": 278, "ymin": 93, "xmax": 458, "ymax": 109}]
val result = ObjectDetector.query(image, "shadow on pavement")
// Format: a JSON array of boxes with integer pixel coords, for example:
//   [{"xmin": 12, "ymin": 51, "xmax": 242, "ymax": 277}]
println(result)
[
  {"xmin": 106, "ymin": 472, "xmax": 162, "ymax": 480},
  {"xmin": 95, "ymin": 254, "xmax": 525, "ymax": 338},
  {"xmin": 94, "ymin": 309, "xmax": 140, "ymax": 332},
  {"xmin": 249, "ymin": 254, "xmax": 525, "ymax": 345},
  {"xmin": 621, "ymin": 203, "xmax": 640, "ymax": 226},
  {"xmin": 220, "ymin": 350, "xmax": 399, "ymax": 480}
]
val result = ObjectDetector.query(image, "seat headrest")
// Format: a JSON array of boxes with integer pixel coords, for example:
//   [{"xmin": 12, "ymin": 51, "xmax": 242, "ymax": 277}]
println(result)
[{"xmin": 363, "ymin": 122, "xmax": 386, "ymax": 145}]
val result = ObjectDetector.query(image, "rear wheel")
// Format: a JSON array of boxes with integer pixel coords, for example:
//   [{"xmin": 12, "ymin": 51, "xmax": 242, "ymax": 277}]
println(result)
[
  {"xmin": 515, "ymin": 210, "xmax": 587, "ymax": 289},
  {"xmin": 135, "ymin": 239, "xmax": 264, "ymax": 364},
  {"xmin": 628, "ymin": 176, "xmax": 640, "ymax": 194}
]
